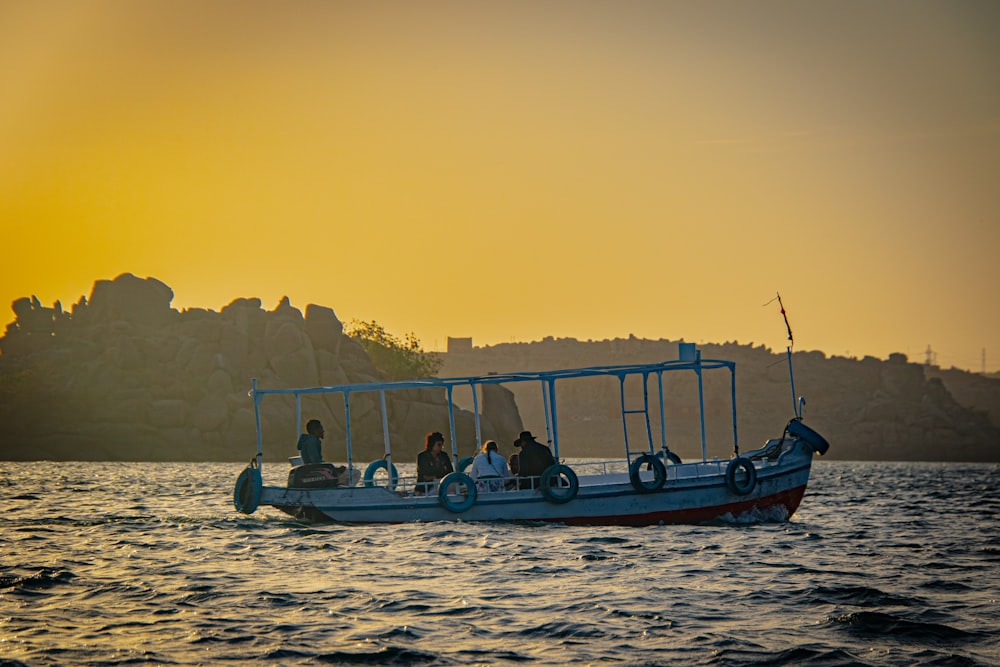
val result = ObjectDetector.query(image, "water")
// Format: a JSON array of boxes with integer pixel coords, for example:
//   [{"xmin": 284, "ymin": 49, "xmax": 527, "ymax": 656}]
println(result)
[{"xmin": 1, "ymin": 461, "xmax": 998, "ymax": 666}]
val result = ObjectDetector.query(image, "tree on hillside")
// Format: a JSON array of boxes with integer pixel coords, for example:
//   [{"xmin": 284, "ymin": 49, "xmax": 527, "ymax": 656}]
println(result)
[{"xmin": 345, "ymin": 320, "xmax": 442, "ymax": 381}]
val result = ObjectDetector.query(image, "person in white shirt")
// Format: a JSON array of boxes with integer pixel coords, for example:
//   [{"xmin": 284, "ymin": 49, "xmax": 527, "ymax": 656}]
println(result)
[{"xmin": 468, "ymin": 440, "xmax": 511, "ymax": 493}]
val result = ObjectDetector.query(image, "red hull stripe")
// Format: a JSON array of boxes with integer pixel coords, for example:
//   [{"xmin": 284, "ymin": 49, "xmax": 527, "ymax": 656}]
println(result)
[
  {"xmin": 285, "ymin": 484, "xmax": 809, "ymax": 526},
  {"xmin": 551, "ymin": 485, "xmax": 808, "ymax": 526}
]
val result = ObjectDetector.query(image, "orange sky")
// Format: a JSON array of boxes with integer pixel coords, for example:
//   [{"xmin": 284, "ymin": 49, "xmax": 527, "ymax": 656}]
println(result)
[{"xmin": 1, "ymin": 1, "xmax": 998, "ymax": 370}]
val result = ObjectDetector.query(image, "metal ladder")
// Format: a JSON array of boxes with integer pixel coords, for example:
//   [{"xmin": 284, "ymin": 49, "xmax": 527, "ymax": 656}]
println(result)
[{"xmin": 620, "ymin": 372, "xmax": 655, "ymax": 466}]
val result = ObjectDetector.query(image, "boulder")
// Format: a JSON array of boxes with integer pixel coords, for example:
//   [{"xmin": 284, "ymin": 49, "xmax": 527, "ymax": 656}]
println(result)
[
  {"xmin": 104, "ymin": 388, "xmax": 152, "ymax": 425},
  {"xmin": 175, "ymin": 311, "xmax": 222, "ymax": 343},
  {"xmin": 105, "ymin": 335, "xmax": 143, "ymax": 370},
  {"xmin": 205, "ymin": 368, "xmax": 234, "ymax": 396},
  {"xmin": 268, "ymin": 348, "xmax": 319, "ymax": 388},
  {"xmin": 225, "ymin": 407, "xmax": 259, "ymax": 448},
  {"xmin": 305, "ymin": 304, "xmax": 344, "ymax": 354},
  {"xmin": 337, "ymin": 337, "xmax": 381, "ymax": 380},
  {"xmin": 150, "ymin": 399, "xmax": 187, "ymax": 428},
  {"xmin": 220, "ymin": 298, "xmax": 267, "ymax": 343},
  {"xmin": 272, "ymin": 296, "xmax": 304, "ymax": 324},
  {"xmin": 153, "ymin": 426, "xmax": 198, "ymax": 455},
  {"xmin": 85, "ymin": 273, "xmax": 174, "ymax": 328},
  {"xmin": 12, "ymin": 296, "xmax": 56, "ymax": 335},
  {"xmin": 219, "ymin": 323, "xmax": 250, "ymax": 369},
  {"xmin": 193, "ymin": 393, "xmax": 230, "ymax": 432},
  {"xmin": 316, "ymin": 349, "xmax": 349, "ymax": 386},
  {"xmin": 262, "ymin": 320, "xmax": 309, "ymax": 361}
]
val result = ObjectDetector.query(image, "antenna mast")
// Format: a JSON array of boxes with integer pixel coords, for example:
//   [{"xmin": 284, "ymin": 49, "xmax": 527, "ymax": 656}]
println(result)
[{"xmin": 775, "ymin": 292, "xmax": 800, "ymax": 418}]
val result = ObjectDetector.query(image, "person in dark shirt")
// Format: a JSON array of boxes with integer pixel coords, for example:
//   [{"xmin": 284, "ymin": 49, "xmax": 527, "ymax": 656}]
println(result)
[
  {"xmin": 508, "ymin": 439, "xmax": 521, "ymax": 476},
  {"xmin": 297, "ymin": 419, "xmax": 325, "ymax": 464},
  {"xmin": 416, "ymin": 431, "xmax": 454, "ymax": 495},
  {"xmin": 515, "ymin": 430, "xmax": 555, "ymax": 489}
]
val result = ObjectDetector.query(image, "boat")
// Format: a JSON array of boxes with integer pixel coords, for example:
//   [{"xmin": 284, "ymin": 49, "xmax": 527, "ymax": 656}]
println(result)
[{"xmin": 233, "ymin": 340, "xmax": 830, "ymax": 526}]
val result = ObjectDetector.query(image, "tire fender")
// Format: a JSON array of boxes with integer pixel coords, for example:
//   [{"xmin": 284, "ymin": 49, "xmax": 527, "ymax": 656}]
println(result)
[
  {"xmin": 629, "ymin": 454, "xmax": 666, "ymax": 493},
  {"xmin": 234, "ymin": 462, "xmax": 262, "ymax": 514},
  {"xmin": 540, "ymin": 464, "xmax": 579, "ymax": 504},
  {"xmin": 725, "ymin": 457, "xmax": 757, "ymax": 496}
]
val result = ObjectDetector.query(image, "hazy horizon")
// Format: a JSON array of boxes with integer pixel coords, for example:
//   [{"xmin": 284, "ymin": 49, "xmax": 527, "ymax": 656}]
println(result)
[{"xmin": 2, "ymin": 1, "xmax": 998, "ymax": 371}]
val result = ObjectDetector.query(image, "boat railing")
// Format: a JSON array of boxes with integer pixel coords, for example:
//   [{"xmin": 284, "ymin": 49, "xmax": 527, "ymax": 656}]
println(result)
[
  {"xmin": 567, "ymin": 459, "xmax": 629, "ymax": 477},
  {"xmin": 573, "ymin": 457, "xmax": 744, "ymax": 481},
  {"xmin": 356, "ymin": 457, "xmax": 748, "ymax": 492},
  {"xmin": 250, "ymin": 352, "xmax": 740, "ymax": 480},
  {"xmin": 359, "ymin": 473, "xmax": 525, "ymax": 495}
]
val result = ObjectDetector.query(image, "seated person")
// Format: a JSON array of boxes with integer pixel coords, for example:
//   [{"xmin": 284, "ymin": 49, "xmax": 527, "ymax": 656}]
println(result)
[
  {"xmin": 297, "ymin": 419, "xmax": 326, "ymax": 464},
  {"xmin": 415, "ymin": 431, "xmax": 454, "ymax": 494},
  {"xmin": 508, "ymin": 440, "xmax": 521, "ymax": 476},
  {"xmin": 292, "ymin": 419, "xmax": 347, "ymax": 488},
  {"xmin": 515, "ymin": 430, "xmax": 555, "ymax": 490},
  {"xmin": 469, "ymin": 440, "xmax": 511, "ymax": 493}
]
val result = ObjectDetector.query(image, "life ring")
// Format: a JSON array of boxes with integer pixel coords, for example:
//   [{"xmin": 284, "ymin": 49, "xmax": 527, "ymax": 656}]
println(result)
[
  {"xmin": 457, "ymin": 456, "xmax": 474, "ymax": 473},
  {"xmin": 629, "ymin": 454, "xmax": 666, "ymax": 493},
  {"xmin": 655, "ymin": 450, "xmax": 682, "ymax": 465},
  {"xmin": 725, "ymin": 457, "xmax": 757, "ymax": 496},
  {"xmin": 786, "ymin": 419, "xmax": 830, "ymax": 455},
  {"xmin": 438, "ymin": 472, "xmax": 477, "ymax": 513},
  {"xmin": 233, "ymin": 462, "xmax": 262, "ymax": 514},
  {"xmin": 363, "ymin": 459, "xmax": 399, "ymax": 490},
  {"xmin": 540, "ymin": 464, "xmax": 579, "ymax": 504}
]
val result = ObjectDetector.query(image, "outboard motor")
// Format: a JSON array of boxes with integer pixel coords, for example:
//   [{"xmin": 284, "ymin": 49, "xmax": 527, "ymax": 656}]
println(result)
[{"xmin": 288, "ymin": 463, "xmax": 342, "ymax": 488}]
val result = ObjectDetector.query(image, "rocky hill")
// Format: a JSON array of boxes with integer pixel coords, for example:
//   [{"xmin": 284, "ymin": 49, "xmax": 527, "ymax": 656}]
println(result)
[
  {"xmin": 438, "ymin": 337, "xmax": 1000, "ymax": 462},
  {"xmin": 3, "ymin": 275, "xmax": 997, "ymax": 463},
  {"xmin": 0, "ymin": 274, "xmax": 521, "ymax": 462}
]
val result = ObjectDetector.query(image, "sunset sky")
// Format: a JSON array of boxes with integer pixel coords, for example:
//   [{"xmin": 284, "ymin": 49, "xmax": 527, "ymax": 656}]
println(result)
[{"xmin": 1, "ymin": 1, "xmax": 998, "ymax": 371}]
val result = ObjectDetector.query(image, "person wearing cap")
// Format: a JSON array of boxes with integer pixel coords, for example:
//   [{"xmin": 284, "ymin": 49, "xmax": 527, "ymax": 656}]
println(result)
[
  {"xmin": 515, "ymin": 430, "xmax": 555, "ymax": 490},
  {"xmin": 416, "ymin": 431, "xmax": 454, "ymax": 495}
]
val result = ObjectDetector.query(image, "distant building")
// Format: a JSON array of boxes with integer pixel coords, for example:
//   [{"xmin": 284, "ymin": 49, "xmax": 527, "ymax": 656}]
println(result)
[{"xmin": 447, "ymin": 337, "xmax": 473, "ymax": 353}]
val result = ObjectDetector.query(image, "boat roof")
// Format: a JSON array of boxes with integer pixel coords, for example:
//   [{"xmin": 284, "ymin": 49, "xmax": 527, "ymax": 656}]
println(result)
[
  {"xmin": 252, "ymin": 357, "xmax": 736, "ymax": 398},
  {"xmin": 249, "ymin": 348, "xmax": 740, "ymax": 468}
]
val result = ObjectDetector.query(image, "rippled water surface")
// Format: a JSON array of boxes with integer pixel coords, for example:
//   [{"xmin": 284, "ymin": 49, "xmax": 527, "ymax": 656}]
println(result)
[{"xmin": 1, "ymin": 461, "xmax": 998, "ymax": 666}]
